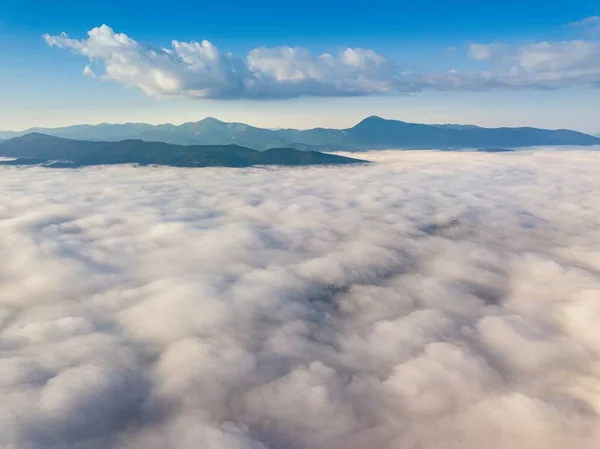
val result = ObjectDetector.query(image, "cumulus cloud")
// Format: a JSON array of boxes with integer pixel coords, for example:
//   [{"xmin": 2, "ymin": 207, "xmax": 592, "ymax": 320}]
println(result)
[
  {"xmin": 43, "ymin": 25, "xmax": 408, "ymax": 98},
  {"xmin": 43, "ymin": 24, "xmax": 600, "ymax": 97},
  {"xmin": 467, "ymin": 43, "xmax": 496, "ymax": 60},
  {"xmin": 82, "ymin": 65, "xmax": 97, "ymax": 78},
  {"xmin": 2, "ymin": 149, "xmax": 600, "ymax": 449},
  {"xmin": 466, "ymin": 40, "xmax": 600, "ymax": 88},
  {"xmin": 566, "ymin": 16, "xmax": 600, "ymax": 34}
]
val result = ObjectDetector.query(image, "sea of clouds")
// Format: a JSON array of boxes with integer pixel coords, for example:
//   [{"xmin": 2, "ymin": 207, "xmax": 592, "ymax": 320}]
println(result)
[{"xmin": 1, "ymin": 149, "xmax": 600, "ymax": 449}]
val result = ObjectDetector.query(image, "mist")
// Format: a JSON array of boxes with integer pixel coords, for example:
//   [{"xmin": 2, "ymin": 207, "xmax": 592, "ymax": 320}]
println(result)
[{"xmin": 1, "ymin": 149, "xmax": 600, "ymax": 449}]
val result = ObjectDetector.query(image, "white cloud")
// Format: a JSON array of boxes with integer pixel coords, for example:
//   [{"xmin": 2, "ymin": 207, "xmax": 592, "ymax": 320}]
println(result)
[
  {"xmin": 43, "ymin": 25, "xmax": 408, "ymax": 99},
  {"xmin": 245, "ymin": 47, "xmax": 397, "ymax": 97},
  {"xmin": 2, "ymin": 149, "xmax": 600, "ymax": 448},
  {"xmin": 566, "ymin": 16, "xmax": 600, "ymax": 34},
  {"xmin": 82, "ymin": 65, "xmax": 97, "ymax": 78},
  {"xmin": 468, "ymin": 43, "xmax": 494, "ymax": 60},
  {"xmin": 465, "ymin": 40, "xmax": 600, "ymax": 88},
  {"xmin": 44, "ymin": 24, "xmax": 600, "ymax": 97}
]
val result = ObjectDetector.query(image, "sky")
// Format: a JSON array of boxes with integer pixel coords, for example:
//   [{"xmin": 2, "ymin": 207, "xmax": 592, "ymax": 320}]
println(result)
[{"xmin": 2, "ymin": 0, "xmax": 600, "ymax": 132}]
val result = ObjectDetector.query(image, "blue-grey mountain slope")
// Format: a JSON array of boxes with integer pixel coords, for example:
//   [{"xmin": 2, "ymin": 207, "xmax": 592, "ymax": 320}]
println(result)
[
  {"xmin": 1, "ymin": 116, "xmax": 598, "ymax": 151},
  {"xmin": 0, "ymin": 134, "xmax": 367, "ymax": 168}
]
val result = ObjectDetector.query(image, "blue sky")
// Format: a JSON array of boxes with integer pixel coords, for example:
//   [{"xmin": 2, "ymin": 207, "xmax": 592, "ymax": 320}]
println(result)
[{"xmin": 2, "ymin": 0, "xmax": 600, "ymax": 132}]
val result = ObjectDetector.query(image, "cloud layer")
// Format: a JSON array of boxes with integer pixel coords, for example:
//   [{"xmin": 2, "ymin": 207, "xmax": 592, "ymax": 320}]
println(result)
[
  {"xmin": 44, "ymin": 25, "xmax": 404, "ymax": 98},
  {"xmin": 566, "ymin": 16, "xmax": 600, "ymax": 34},
  {"xmin": 466, "ymin": 40, "xmax": 600, "ymax": 88},
  {"xmin": 2, "ymin": 150, "xmax": 600, "ymax": 449},
  {"xmin": 44, "ymin": 22, "xmax": 600, "ymax": 98}
]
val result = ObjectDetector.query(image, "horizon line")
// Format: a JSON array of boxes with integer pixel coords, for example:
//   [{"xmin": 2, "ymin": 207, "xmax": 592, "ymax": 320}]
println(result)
[{"xmin": 1, "ymin": 116, "xmax": 595, "ymax": 135}]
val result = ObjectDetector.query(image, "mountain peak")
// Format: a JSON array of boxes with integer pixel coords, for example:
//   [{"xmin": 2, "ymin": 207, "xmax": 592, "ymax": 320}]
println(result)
[
  {"xmin": 198, "ymin": 117, "xmax": 225, "ymax": 124},
  {"xmin": 361, "ymin": 115, "xmax": 386, "ymax": 123},
  {"xmin": 1, "ymin": 119, "xmax": 598, "ymax": 152},
  {"xmin": 11, "ymin": 132, "xmax": 66, "ymax": 142},
  {"xmin": 178, "ymin": 117, "xmax": 230, "ymax": 133},
  {"xmin": 352, "ymin": 116, "xmax": 407, "ymax": 131}
]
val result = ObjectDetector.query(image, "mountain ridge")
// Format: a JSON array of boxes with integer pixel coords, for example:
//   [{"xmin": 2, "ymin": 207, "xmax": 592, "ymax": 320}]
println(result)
[
  {"xmin": 1, "ymin": 116, "xmax": 598, "ymax": 151},
  {"xmin": 0, "ymin": 133, "xmax": 367, "ymax": 168}
]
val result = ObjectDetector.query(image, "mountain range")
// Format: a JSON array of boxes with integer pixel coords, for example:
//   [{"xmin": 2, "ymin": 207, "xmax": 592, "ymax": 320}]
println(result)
[
  {"xmin": 1, "ymin": 116, "xmax": 598, "ymax": 151},
  {"xmin": 0, "ymin": 133, "xmax": 366, "ymax": 168}
]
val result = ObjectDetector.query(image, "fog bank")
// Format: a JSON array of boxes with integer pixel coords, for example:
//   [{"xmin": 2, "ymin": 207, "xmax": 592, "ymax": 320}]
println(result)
[{"xmin": 1, "ymin": 150, "xmax": 600, "ymax": 449}]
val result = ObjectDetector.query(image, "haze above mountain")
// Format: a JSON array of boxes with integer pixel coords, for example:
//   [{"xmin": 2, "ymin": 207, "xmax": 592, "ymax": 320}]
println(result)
[
  {"xmin": 1, "ymin": 116, "xmax": 598, "ymax": 151},
  {"xmin": 0, "ymin": 133, "xmax": 366, "ymax": 168}
]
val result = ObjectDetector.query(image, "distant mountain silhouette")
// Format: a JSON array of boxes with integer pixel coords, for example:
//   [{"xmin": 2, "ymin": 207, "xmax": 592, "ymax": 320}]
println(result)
[
  {"xmin": 0, "ymin": 133, "xmax": 367, "ymax": 168},
  {"xmin": 1, "ymin": 117, "xmax": 598, "ymax": 151},
  {"xmin": 340, "ymin": 116, "xmax": 600, "ymax": 149}
]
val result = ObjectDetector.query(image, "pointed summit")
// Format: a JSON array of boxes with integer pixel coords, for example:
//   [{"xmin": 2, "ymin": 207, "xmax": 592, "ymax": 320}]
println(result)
[
  {"xmin": 351, "ymin": 116, "xmax": 408, "ymax": 133},
  {"xmin": 177, "ymin": 117, "xmax": 230, "ymax": 134},
  {"xmin": 198, "ymin": 117, "xmax": 226, "ymax": 125},
  {"xmin": 362, "ymin": 115, "xmax": 386, "ymax": 122},
  {"xmin": 353, "ymin": 116, "xmax": 407, "ymax": 129},
  {"xmin": 177, "ymin": 117, "xmax": 229, "ymax": 134}
]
